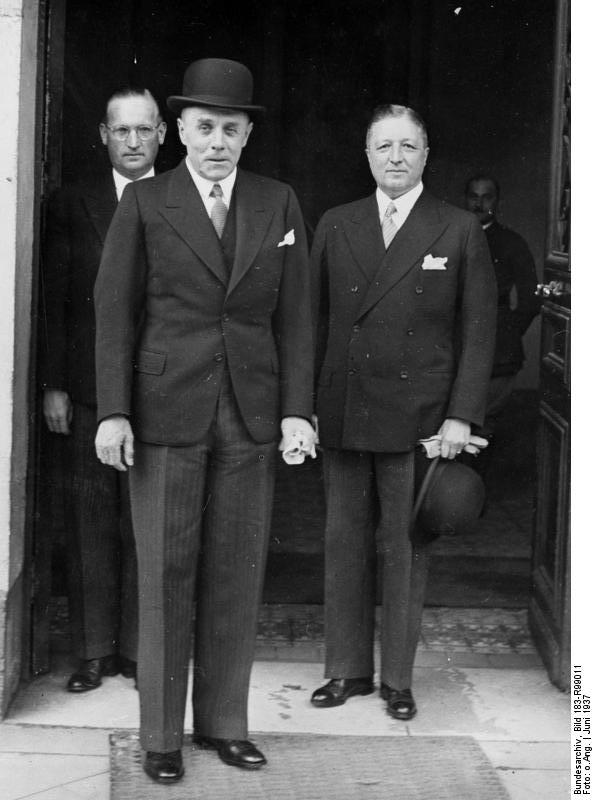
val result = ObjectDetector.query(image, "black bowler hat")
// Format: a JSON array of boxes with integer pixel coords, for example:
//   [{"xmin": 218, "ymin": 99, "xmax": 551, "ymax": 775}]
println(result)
[
  {"xmin": 412, "ymin": 455, "xmax": 485, "ymax": 543},
  {"xmin": 167, "ymin": 58, "xmax": 265, "ymax": 117}
]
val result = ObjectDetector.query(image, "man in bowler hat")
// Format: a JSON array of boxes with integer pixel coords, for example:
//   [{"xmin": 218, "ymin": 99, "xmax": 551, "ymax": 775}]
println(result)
[
  {"xmin": 94, "ymin": 59, "xmax": 315, "ymax": 783},
  {"xmin": 310, "ymin": 104, "xmax": 496, "ymax": 720}
]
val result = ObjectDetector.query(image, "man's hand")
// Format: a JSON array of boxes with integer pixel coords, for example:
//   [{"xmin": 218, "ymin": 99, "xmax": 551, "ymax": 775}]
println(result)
[
  {"xmin": 438, "ymin": 418, "xmax": 471, "ymax": 460},
  {"xmin": 43, "ymin": 389, "xmax": 73, "ymax": 435},
  {"xmin": 95, "ymin": 415, "xmax": 134, "ymax": 472},
  {"xmin": 279, "ymin": 417, "xmax": 318, "ymax": 464}
]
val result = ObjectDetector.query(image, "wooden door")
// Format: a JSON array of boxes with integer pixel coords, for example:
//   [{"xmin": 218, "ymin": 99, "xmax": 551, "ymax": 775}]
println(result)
[{"xmin": 528, "ymin": 0, "xmax": 570, "ymax": 691}]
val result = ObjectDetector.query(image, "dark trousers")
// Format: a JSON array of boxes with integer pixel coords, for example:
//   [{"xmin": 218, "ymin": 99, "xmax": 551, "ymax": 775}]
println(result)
[
  {"xmin": 67, "ymin": 402, "xmax": 137, "ymax": 661},
  {"xmin": 482, "ymin": 374, "xmax": 516, "ymax": 436},
  {"xmin": 323, "ymin": 448, "xmax": 431, "ymax": 690},
  {"xmin": 129, "ymin": 374, "xmax": 277, "ymax": 752}
]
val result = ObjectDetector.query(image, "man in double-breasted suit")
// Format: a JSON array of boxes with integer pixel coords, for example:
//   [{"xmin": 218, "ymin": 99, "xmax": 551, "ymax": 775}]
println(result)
[
  {"xmin": 94, "ymin": 59, "xmax": 315, "ymax": 784},
  {"xmin": 310, "ymin": 105, "xmax": 496, "ymax": 720},
  {"xmin": 41, "ymin": 87, "xmax": 166, "ymax": 692}
]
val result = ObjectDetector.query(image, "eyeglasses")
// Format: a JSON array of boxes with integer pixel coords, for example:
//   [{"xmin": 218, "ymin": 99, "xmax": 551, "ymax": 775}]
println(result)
[{"xmin": 104, "ymin": 124, "xmax": 161, "ymax": 141}]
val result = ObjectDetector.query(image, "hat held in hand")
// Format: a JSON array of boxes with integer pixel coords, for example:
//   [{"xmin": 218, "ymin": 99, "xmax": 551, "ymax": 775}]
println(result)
[
  {"xmin": 413, "ymin": 456, "xmax": 485, "ymax": 542},
  {"xmin": 167, "ymin": 58, "xmax": 265, "ymax": 117}
]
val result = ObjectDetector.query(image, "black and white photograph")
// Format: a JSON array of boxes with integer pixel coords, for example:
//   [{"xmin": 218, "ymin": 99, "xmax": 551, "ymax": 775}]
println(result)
[{"xmin": 0, "ymin": 1, "xmax": 574, "ymax": 798}]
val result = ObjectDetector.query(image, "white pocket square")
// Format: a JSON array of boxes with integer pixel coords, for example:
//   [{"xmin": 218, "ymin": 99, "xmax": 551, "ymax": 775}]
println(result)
[
  {"xmin": 422, "ymin": 254, "xmax": 448, "ymax": 270},
  {"xmin": 277, "ymin": 229, "xmax": 295, "ymax": 247}
]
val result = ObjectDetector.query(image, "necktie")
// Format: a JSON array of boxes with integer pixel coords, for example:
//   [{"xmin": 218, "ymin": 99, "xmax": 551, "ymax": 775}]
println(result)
[
  {"xmin": 382, "ymin": 201, "xmax": 398, "ymax": 249},
  {"xmin": 209, "ymin": 183, "xmax": 227, "ymax": 238}
]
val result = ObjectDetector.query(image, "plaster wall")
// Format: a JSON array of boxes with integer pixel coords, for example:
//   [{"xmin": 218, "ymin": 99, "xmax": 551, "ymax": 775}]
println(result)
[{"xmin": 0, "ymin": 0, "xmax": 40, "ymax": 714}]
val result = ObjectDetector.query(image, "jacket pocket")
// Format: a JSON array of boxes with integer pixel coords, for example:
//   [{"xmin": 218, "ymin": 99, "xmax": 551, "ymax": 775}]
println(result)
[{"xmin": 134, "ymin": 350, "xmax": 167, "ymax": 375}]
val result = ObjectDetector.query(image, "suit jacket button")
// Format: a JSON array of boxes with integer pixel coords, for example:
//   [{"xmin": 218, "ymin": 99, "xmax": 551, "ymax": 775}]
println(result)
[
  {"xmin": 400, "ymin": 370, "xmax": 409, "ymax": 379},
  {"xmin": 350, "ymin": 285, "xmax": 359, "ymax": 293},
  {"xmin": 407, "ymin": 328, "xmax": 414, "ymax": 336},
  {"xmin": 352, "ymin": 324, "xmax": 360, "ymax": 333},
  {"xmin": 415, "ymin": 286, "xmax": 423, "ymax": 294},
  {"xmin": 348, "ymin": 368, "xmax": 357, "ymax": 376},
  {"xmin": 214, "ymin": 353, "xmax": 224, "ymax": 362}
]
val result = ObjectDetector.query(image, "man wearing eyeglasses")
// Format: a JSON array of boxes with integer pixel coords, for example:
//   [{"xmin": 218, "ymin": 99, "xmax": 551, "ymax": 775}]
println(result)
[{"xmin": 41, "ymin": 87, "xmax": 166, "ymax": 694}]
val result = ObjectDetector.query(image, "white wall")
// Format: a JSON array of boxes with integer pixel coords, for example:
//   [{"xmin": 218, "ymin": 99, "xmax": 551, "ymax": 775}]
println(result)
[{"xmin": 0, "ymin": 0, "xmax": 40, "ymax": 713}]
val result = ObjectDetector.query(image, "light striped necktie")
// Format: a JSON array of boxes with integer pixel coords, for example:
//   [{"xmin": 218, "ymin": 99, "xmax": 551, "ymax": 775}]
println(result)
[
  {"xmin": 209, "ymin": 183, "xmax": 227, "ymax": 238},
  {"xmin": 382, "ymin": 201, "xmax": 398, "ymax": 249}
]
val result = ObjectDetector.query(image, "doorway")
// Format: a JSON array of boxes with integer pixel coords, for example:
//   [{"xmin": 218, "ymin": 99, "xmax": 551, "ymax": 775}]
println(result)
[{"xmin": 32, "ymin": 0, "xmax": 557, "ymax": 675}]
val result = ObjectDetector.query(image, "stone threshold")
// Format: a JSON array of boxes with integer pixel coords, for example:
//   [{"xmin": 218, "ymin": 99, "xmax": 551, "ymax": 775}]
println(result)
[
  {"xmin": 51, "ymin": 599, "xmax": 540, "ymax": 667},
  {"xmin": 254, "ymin": 604, "xmax": 540, "ymax": 667}
]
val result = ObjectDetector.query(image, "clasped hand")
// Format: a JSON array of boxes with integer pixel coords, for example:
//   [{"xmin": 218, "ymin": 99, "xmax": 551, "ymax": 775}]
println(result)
[
  {"xmin": 279, "ymin": 416, "xmax": 318, "ymax": 464},
  {"xmin": 95, "ymin": 415, "xmax": 134, "ymax": 471},
  {"xmin": 437, "ymin": 418, "xmax": 471, "ymax": 459},
  {"xmin": 420, "ymin": 418, "xmax": 489, "ymax": 460}
]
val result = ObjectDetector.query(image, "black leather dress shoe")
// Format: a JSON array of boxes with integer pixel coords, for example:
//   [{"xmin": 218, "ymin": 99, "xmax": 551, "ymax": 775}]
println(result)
[
  {"xmin": 194, "ymin": 735, "xmax": 267, "ymax": 770},
  {"xmin": 119, "ymin": 657, "xmax": 137, "ymax": 680},
  {"xmin": 143, "ymin": 750, "xmax": 184, "ymax": 783},
  {"xmin": 380, "ymin": 683, "xmax": 417, "ymax": 720},
  {"xmin": 310, "ymin": 677, "xmax": 374, "ymax": 708},
  {"xmin": 66, "ymin": 655, "xmax": 119, "ymax": 692}
]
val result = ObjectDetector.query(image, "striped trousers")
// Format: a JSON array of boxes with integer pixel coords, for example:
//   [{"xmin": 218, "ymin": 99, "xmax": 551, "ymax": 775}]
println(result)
[{"xmin": 129, "ymin": 373, "xmax": 277, "ymax": 752}]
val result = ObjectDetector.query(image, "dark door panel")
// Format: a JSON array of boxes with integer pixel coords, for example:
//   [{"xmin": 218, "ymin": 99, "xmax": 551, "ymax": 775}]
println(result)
[{"xmin": 528, "ymin": 0, "xmax": 570, "ymax": 690}]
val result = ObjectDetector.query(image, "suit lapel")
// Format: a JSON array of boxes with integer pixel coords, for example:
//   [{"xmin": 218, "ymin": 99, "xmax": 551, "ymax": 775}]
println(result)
[
  {"xmin": 82, "ymin": 174, "xmax": 118, "ymax": 244},
  {"xmin": 228, "ymin": 170, "xmax": 274, "ymax": 295},
  {"xmin": 160, "ymin": 161, "xmax": 228, "ymax": 286},
  {"xmin": 356, "ymin": 191, "xmax": 449, "ymax": 319},
  {"xmin": 343, "ymin": 196, "xmax": 385, "ymax": 283}
]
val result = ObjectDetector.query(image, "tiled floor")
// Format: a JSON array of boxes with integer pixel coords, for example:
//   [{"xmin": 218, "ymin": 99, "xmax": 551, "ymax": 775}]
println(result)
[{"xmin": 1, "ymin": 608, "xmax": 570, "ymax": 800}]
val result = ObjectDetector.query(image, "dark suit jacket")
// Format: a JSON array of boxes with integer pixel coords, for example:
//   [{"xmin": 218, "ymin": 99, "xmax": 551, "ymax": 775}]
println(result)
[
  {"xmin": 41, "ymin": 174, "xmax": 117, "ymax": 407},
  {"xmin": 312, "ymin": 189, "xmax": 497, "ymax": 452},
  {"xmin": 94, "ymin": 161, "xmax": 314, "ymax": 445},
  {"xmin": 485, "ymin": 220, "xmax": 540, "ymax": 376}
]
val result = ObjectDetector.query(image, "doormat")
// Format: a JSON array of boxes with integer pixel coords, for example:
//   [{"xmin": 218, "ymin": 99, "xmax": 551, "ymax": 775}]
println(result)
[{"xmin": 110, "ymin": 731, "xmax": 511, "ymax": 800}]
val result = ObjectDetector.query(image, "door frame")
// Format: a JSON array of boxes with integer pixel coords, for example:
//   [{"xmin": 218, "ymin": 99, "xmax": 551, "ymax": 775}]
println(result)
[
  {"xmin": 12, "ymin": 0, "xmax": 570, "ymax": 708},
  {"xmin": 0, "ymin": 0, "xmax": 46, "ymax": 714}
]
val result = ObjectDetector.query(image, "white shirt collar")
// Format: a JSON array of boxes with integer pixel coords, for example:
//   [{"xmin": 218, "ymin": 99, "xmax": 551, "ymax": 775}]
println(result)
[
  {"xmin": 185, "ymin": 157, "xmax": 237, "ymax": 207},
  {"xmin": 375, "ymin": 181, "xmax": 423, "ymax": 228},
  {"xmin": 112, "ymin": 167, "xmax": 155, "ymax": 201}
]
